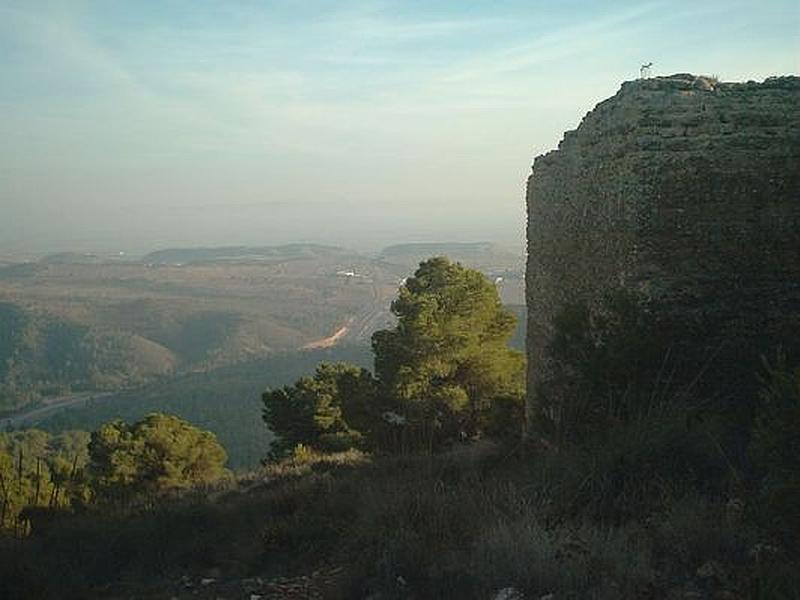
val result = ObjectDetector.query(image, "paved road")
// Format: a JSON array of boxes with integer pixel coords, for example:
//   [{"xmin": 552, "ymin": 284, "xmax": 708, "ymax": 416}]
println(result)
[
  {"xmin": 349, "ymin": 304, "xmax": 394, "ymax": 341},
  {"xmin": 347, "ymin": 279, "xmax": 396, "ymax": 342},
  {"xmin": 3, "ymin": 279, "xmax": 397, "ymax": 430},
  {"xmin": 1, "ymin": 392, "xmax": 116, "ymax": 429}
]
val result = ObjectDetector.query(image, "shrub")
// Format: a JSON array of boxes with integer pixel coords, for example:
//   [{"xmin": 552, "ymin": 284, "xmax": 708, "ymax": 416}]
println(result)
[
  {"xmin": 88, "ymin": 413, "xmax": 228, "ymax": 505},
  {"xmin": 535, "ymin": 290, "xmax": 674, "ymax": 444},
  {"xmin": 262, "ymin": 363, "xmax": 374, "ymax": 458},
  {"xmin": 372, "ymin": 257, "xmax": 525, "ymax": 451},
  {"xmin": 749, "ymin": 352, "xmax": 800, "ymax": 549}
]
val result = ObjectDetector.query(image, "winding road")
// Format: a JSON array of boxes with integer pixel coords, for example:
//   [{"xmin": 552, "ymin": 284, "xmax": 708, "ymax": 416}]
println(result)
[{"xmin": 1, "ymin": 392, "xmax": 115, "ymax": 429}]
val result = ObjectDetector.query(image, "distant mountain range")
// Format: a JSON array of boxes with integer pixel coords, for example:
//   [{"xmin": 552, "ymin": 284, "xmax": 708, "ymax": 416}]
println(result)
[
  {"xmin": 142, "ymin": 243, "xmax": 347, "ymax": 265},
  {"xmin": 17, "ymin": 241, "xmax": 522, "ymax": 269},
  {"xmin": 381, "ymin": 241, "xmax": 496, "ymax": 257},
  {"xmin": 379, "ymin": 242, "xmax": 522, "ymax": 271}
]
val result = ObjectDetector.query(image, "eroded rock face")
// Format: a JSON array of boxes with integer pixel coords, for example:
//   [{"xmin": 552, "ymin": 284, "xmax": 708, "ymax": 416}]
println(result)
[{"xmin": 525, "ymin": 74, "xmax": 800, "ymax": 425}]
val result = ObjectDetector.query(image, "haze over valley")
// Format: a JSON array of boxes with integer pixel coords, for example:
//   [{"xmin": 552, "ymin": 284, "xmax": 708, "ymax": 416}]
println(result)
[
  {"xmin": 0, "ymin": 241, "xmax": 524, "ymax": 469},
  {"xmin": 0, "ymin": 1, "xmax": 797, "ymax": 597}
]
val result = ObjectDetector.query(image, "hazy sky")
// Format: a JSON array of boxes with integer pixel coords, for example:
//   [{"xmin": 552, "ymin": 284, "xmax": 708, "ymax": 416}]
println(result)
[{"xmin": 1, "ymin": 0, "xmax": 797, "ymax": 256}]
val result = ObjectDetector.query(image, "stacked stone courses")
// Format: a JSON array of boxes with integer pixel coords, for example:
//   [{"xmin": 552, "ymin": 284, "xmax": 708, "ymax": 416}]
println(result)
[{"xmin": 525, "ymin": 74, "xmax": 800, "ymax": 423}]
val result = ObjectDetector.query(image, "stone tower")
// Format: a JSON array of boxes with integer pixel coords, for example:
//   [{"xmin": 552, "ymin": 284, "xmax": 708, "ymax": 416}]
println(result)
[{"xmin": 525, "ymin": 74, "xmax": 800, "ymax": 427}]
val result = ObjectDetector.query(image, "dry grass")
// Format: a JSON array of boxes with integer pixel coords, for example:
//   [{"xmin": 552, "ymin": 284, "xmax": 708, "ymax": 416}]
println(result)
[{"xmin": 0, "ymin": 438, "xmax": 796, "ymax": 599}]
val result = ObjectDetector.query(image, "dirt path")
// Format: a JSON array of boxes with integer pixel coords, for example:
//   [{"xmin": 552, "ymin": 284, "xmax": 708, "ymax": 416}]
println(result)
[{"xmin": 302, "ymin": 321, "xmax": 352, "ymax": 349}]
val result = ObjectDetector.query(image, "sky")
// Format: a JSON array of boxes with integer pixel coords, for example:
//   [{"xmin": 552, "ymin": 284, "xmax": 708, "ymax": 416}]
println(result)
[{"xmin": 1, "ymin": 0, "xmax": 797, "ymax": 256}]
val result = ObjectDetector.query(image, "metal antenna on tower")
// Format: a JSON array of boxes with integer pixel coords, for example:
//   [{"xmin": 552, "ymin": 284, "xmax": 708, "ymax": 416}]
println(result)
[{"xmin": 640, "ymin": 62, "xmax": 653, "ymax": 79}]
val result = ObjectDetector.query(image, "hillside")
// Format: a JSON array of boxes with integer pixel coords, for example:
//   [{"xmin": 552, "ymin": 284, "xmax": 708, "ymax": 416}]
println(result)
[
  {"xmin": 0, "ymin": 248, "xmax": 406, "ymax": 411},
  {"xmin": 0, "ymin": 302, "xmax": 177, "ymax": 412},
  {"xmin": 4, "ymin": 442, "xmax": 796, "ymax": 599},
  {"xmin": 33, "ymin": 345, "xmax": 372, "ymax": 470},
  {"xmin": 0, "ymin": 244, "xmax": 525, "ymax": 414}
]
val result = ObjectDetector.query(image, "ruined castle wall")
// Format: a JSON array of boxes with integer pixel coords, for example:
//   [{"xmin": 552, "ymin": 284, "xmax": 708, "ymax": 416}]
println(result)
[{"xmin": 525, "ymin": 75, "xmax": 800, "ymax": 425}]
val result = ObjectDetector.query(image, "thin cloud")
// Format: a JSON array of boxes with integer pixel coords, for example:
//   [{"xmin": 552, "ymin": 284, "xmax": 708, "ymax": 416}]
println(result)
[{"xmin": 440, "ymin": 2, "xmax": 669, "ymax": 83}]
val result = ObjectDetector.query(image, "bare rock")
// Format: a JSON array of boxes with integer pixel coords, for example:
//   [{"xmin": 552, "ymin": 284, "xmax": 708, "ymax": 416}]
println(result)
[{"xmin": 492, "ymin": 588, "xmax": 525, "ymax": 600}]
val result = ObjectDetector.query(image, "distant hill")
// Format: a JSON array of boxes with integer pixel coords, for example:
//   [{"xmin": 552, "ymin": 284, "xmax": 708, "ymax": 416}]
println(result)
[
  {"xmin": 0, "ymin": 302, "xmax": 177, "ymax": 412},
  {"xmin": 379, "ymin": 242, "xmax": 521, "ymax": 269},
  {"xmin": 143, "ymin": 243, "xmax": 347, "ymax": 265},
  {"xmin": 0, "ymin": 247, "xmax": 397, "ymax": 412},
  {"xmin": 378, "ymin": 242, "xmax": 525, "ymax": 304},
  {"xmin": 0, "ymin": 242, "xmax": 525, "ymax": 416},
  {"xmin": 381, "ymin": 241, "xmax": 494, "ymax": 258},
  {"xmin": 0, "ymin": 262, "xmax": 42, "ymax": 279},
  {"xmin": 39, "ymin": 252, "xmax": 103, "ymax": 265}
]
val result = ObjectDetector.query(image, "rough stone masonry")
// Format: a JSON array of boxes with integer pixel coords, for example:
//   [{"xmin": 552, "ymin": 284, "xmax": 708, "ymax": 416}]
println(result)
[{"xmin": 525, "ymin": 74, "xmax": 800, "ymax": 427}]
